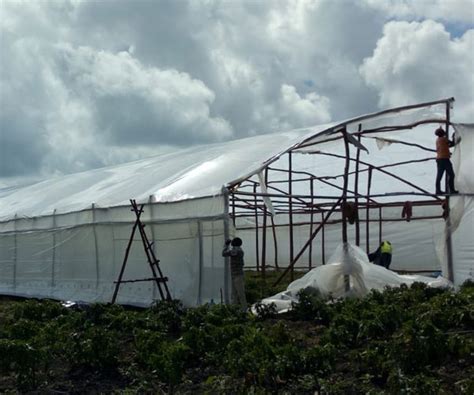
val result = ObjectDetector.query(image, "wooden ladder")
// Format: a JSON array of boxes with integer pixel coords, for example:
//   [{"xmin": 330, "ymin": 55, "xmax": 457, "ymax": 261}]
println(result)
[{"xmin": 111, "ymin": 199, "xmax": 171, "ymax": 303}]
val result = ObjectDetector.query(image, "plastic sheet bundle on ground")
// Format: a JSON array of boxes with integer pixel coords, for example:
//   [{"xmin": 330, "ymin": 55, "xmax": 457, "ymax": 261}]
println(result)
[{"xmin": 255, "ymin": 243, "xmax": 452, "ymax": 314}]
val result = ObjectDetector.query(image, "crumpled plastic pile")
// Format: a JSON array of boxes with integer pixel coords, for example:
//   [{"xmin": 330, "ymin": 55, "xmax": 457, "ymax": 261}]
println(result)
[{"xmin": 254, "ymin": 243, "xmax": 452, "ymax": 314}]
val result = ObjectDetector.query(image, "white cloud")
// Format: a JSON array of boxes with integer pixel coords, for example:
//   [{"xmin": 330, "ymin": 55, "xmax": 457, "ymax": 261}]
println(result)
[
  {"xmin": 1, "ymin": 0, "xmax": 473, "ymax": 183},
  {"xmin": 61, "ymin": 45, "xmax": 233, "ymax": 144},
  {"xmin": 278, "ymin": 84, "xmax": 331, "ymax": 128},
  {"xmin": 360, "ymin": 20, "xmax": 474, "ymax": 121},
  {"xmin": 363, "ymin": 0, "xmax": 474, "ymax": 24}
]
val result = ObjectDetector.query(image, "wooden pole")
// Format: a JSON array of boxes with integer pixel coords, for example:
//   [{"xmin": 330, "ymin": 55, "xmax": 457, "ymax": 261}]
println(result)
[
  {"xmin": 270, "ymin": 214, "xmax": 279, "ymax": 269},
  {"xmin": 354, "ymin": 125, "xmax": 362, "ymax": 246},
  {"xmin": 309, "ymin": 178, "xmax": 314, "ymax": 270},
  {"xmin": 223, "ymin": 187, "xmax": 230, "ymax": 303},
  {"xmin": 321, "ymin": 211, "xmax": 326, "ymax": 265},
  {"xmin": 341, "ymin": 128, "xmax": 351, "ymax": 293},
  {"xmin": 261, "ymin": 169, "xmax": 268, "ymax": 279},
  {"xmin": 378, "ymin": 206, "xmax": 382, "ymax": 247},
  {"xmin": 112, "ymin": 205, "xmax": 143, "ymax": 304},
  {"xmin": 366, "ymin": 166, "xmax": 373, "ymax": 253},
  {"xmin": 273, "ymin": 197, "xmax": 343, "ymax": 286},
  {"xmin": 51, "ymin": 209, "xmax": 57, "ymax": 289},
  {"xmin": 253, "ymin": 183, "xmax": 260, "ymax": 271},
  {"xmin": 288, "ymin": 151, "xmax": 295, "ymax": 280},
  {"xmin": 445, "ymin": 102, "xmax": 454, "ymax": 282}
]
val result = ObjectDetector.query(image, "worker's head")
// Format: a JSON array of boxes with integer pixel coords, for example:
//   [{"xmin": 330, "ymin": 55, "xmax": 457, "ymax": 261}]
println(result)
[
  {"xmin": 435, "ymin": 127, "xmax": 446, "ymax": 137},
  {"xmin": 231, "ymin": 237, "xmax": 243, "ymax": 247},
  {"xmin": 381, "ymin": 240, "xmax": 391, "ymax": 246}
]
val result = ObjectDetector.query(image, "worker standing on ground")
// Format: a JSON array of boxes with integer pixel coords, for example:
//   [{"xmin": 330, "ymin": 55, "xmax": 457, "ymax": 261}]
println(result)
[
  {"xmin": 368, "ymin": 240, "xmax": 392, "ymax": 269},
  {"xmin": 222, "ymin": 237, "xmax": 247, "ymax": 308},
  {"xmin": 435, "ymin": 127, "xmax": 459, "ymax": 194}
]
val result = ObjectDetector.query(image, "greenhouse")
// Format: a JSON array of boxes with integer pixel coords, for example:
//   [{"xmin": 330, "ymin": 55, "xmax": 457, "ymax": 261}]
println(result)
[{"xmin": 0, "ymin": 98, "xmax": 472, "ymax": 306}]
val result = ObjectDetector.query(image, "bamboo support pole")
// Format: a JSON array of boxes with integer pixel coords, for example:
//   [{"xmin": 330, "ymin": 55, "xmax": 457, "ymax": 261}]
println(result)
[
  {"xmin": 378, "ymin": 206, "xmax": 382, "ymax": 246},
  {"xmin": 354, "ymin": 125, "xmax": 362, "ymax": 246},
  {"xmin": 271, "ymin": 215, "xmax": 279, "ymax": 269},
  {"xmin": 366, "ymin": 166, "xmax": 373, "ymax": 253},
  {"xmin": 321, "ymin": 211, "xmax": 326, "ymax": 265},
  {"xmin": 288, "ymin": 152, "xmax": 294, "ymax": 281},
  {"xmin": 445, "ymin": 102, "xmax": 454, "ymax": 282},
  {"xmin": 261, "ymin": 169, "xmax": 268, "ymax": 278},
  {"xmin": 309, "ymin": 178, "xmax": 314, "ymax": 270},
  {"xmin": 253, "ymin": 183, "xmax": 260, "ymax": 271},
  {"xmin": 341, "ymin": 128, "xmax": 351, "ymax": 293}
]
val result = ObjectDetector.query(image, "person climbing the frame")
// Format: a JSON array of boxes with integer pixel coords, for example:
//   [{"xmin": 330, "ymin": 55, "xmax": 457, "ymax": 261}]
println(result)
[
  {"xmin": 368, "ymin": 240, "xmax": 392, "ymax": 269},
  {"xmin": 435, "ymin": 126, "xmax": 460, "ymax": 195},
  {"xmin": 222, "ymin": 237, "xmax": 247, "ymax": 308}
]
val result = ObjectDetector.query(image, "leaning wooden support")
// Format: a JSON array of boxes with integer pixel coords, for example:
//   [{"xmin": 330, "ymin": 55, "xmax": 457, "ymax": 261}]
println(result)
[
  {"xmin": 111, "ymin": 205, "xmax": 143, "ymax": 304},
  {"xmin": 273, "ymin": 196, "xmax": 343, "ymax": 287}
]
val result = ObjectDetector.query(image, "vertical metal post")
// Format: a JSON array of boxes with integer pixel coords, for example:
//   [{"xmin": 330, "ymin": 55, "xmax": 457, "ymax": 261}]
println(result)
[
  {"xmin": 253, "ymin": 183, "xmax": 260, "ymax": 271},
  {"xmin": 222, "ymin": 187, "xmax": 230, "ymax": 303},
  {"xmin": 288, "ymin": 151, "xmax": 295, "ymax": 280}
]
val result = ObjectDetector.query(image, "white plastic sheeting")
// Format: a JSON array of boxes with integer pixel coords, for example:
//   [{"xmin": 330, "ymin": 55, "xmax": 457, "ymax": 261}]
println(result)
[
  {"xmin": 0, "ymin": 202, "xmax": 228, "ymax": 306},
  {"xmin": 0, "ymin": 125, "xmax": 334, "ymax": 221},
  {"xmin": 446, "ymin": 124, "xmax": 474, "ymax": 286},
  {"xmin": 255, "ymin": 243, "xmax": 452, "ymax": 314}
]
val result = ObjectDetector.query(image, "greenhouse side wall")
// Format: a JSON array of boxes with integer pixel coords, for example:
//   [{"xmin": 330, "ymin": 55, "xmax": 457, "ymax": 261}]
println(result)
[{"xmin": 0, "ymin": 195, "xmax": 227, "ymax": 306}]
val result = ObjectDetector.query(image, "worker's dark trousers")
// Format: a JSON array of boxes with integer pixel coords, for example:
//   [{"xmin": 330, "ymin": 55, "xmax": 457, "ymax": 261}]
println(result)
[
  {"xmin": 436, "ymin": 159, "xmax": 456, "ymax": 193},
  {"xmin": 380, "ymin": 253, "xmax": 392, "ymax": 269}
]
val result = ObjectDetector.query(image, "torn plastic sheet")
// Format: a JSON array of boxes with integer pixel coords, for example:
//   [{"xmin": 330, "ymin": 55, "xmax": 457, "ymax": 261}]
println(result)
[
  {"xmin": 253, "ymin": 243, "xmax": 452, "ymax": 314},
  {"xmin": 258, "ymin": 171, "xmax": 275, "ymax": 216}
]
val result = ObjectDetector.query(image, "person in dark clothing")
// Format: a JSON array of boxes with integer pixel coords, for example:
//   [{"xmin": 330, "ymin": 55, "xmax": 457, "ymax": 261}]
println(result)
[
  {"xmin": 435, "ymin": 127, "xmax": 459, "ymax": 194},
  {"xmin": 368, "ymin": 240, "xmax": 392, "ymax": 269},
  {"xmin": 222, "ymin": 237, "xmax": 247, "ymax": 307}
]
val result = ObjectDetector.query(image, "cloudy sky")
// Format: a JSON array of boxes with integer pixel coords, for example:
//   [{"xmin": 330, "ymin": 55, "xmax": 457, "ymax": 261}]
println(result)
[{"xmin": 0, "ymin": 0, "xmax": 473, "ymax": 186}]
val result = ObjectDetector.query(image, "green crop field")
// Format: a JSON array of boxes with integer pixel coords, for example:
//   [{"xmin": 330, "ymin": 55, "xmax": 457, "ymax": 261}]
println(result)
[{"xmin": 0, "ymin": 277, "xmax": 473, "ymax": 394}]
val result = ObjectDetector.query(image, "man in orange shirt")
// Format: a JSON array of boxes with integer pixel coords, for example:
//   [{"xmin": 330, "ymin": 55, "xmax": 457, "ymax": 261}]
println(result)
[{"xmin": 435, "ymin": 127, "xmax": 458, "ymax": 194}]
